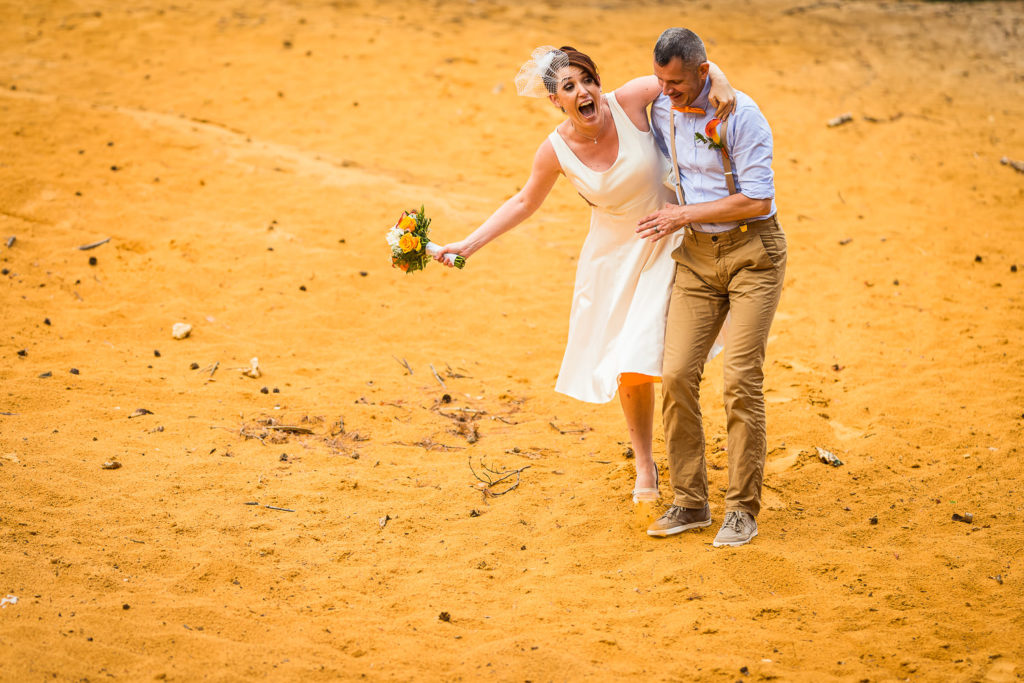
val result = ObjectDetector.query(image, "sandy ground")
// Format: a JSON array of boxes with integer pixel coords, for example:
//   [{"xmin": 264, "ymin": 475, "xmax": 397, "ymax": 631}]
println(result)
[{"xmin": 1, "ymin": 0, "xmax": 1023, "ymax": 680}]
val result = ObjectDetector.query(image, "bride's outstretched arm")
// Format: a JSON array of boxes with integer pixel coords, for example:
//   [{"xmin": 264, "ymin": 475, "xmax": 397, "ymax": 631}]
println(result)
[
  {"xmin": 434, "ymin": 139, "xmax": 561, "ymax": 265},
  {"xmin": 616, "ymin": 62, "xmax": 736, "ymax": 120}
]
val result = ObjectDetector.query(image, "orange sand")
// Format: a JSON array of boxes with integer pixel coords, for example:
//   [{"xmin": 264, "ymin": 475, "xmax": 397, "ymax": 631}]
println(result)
[{"xmin": 1, "ymin": 1, "xmax": 1022, "ymax": 680}]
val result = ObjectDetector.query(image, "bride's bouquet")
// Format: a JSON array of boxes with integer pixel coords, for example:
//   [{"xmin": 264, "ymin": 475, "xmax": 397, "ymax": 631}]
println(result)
[{"xmin": 387, "ymin": 206, "xmax": 465, "ymax": 273}]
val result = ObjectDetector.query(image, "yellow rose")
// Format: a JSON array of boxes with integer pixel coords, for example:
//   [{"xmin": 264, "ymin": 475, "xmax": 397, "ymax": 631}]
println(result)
[
  {"xmin": 399, "ymin": 232, "xmax": 421, "ymax": 253},
  {"xmin": 398, "ymin": 214, "xmax": 416, "ymax": 232}
]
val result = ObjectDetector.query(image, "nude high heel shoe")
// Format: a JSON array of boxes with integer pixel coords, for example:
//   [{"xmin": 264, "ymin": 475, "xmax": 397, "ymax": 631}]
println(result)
[{"xmin": 631, "ymin": 467, "xmax": 661, "ymax": 504}]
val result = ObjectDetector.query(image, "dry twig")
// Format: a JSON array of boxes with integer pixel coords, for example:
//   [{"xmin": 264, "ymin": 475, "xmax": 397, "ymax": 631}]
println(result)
[
  {"xmin": 429, "ymin": 363, "xmax": 447, "ymax": 389},
  {"xmin": 468, "ymin": 455, "xmax": 531, "ymax": 496}
]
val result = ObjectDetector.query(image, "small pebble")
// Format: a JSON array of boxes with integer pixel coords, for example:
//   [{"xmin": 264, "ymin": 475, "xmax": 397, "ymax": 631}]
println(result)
[
  {"xmin": 189, "ymin": 362, "xmax": 199, "ymax": 370},
  {"xmin": 299, "ymin": 285, "xmax": 306, "ymax": 291},
  {"xmin": 359, "ymin": 271, "xmax": 368, "ymax": 277},
  {"xmin": 171, "ymin": 322, "xmax": 192, "ymax": 340},
  {"xmin": 974, "ymin": 255, "xmax": 983, "ymax": 263},
  {"xmin": 272, "ymin": 387, "xmax": 280, "ymax": 393},
  {"xmin": 260, "ymin": 387, "xmax": 269, "ymax": 394},
  {"xmin": 44, "ymin": 318, "xmax": 51, "ymax": 325},
  {"xmin": 110, "ymin": 165, "xmax": 119, "ymax": 171},
  {"xmin": 17, "ymin": 349, "xmax": 27, "ymax": 357},
  {"xmin": 869, "ymin": 516, "xmax": 878, "ymax": 525},
  {"xmin": 1012, "ymin": 265, "xmax": 1018, "ymax": 273},
  {"xmin": 70, "ymin": 368, "xmax": 79, "ymax": 375},
  {"xmin": 279, "ymin": 453, "xmax": 288, "ymax": 462},
  {"xmin": 122, "ymin": 603, "xmax": 130, "ymax": 610},
  {"xmin": 154, "ymin": 350, "xmax": 161, "ymax": 357},
  {"xmin": 740, "ymin": 666, "xmax": 749, "ymax": 675},
  {"xmin": 39, "ymin": 371, "xmax": 52, "ymax": 378},
  {"xmin": 89, "ymin": 256, "xmax": 97, "ymax": 266},
  {"xmin": 1, "ymin": 268, "xmax": 8, "ymax": 275}
]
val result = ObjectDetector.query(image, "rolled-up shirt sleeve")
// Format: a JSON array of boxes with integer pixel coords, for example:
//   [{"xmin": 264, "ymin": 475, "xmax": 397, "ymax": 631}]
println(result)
[{"xmin": 730, "ymin": 106, "xmax": 775, "ymax": 201}]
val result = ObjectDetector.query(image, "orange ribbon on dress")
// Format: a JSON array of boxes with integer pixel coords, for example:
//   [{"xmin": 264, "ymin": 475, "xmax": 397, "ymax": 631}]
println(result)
[{"xmin": 672, "ymin": 106, "xmax": 706, "ymax": 115}]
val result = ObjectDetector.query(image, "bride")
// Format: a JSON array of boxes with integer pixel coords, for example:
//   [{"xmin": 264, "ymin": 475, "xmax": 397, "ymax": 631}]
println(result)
[{"xmin": 435, "ymin": 46, "xmax": 732, "ymax": 503}]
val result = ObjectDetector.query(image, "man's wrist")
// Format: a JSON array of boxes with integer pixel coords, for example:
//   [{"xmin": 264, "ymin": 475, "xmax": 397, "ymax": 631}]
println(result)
[{"xmin": 673, "ymin": 205, "xmax": 691, "ymax": 229}]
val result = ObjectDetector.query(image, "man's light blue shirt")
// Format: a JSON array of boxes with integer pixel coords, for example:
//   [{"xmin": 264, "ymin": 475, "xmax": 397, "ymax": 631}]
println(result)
[{"xmin": 650, "ymin": 77, "xmax": 776, "ymax": 233}]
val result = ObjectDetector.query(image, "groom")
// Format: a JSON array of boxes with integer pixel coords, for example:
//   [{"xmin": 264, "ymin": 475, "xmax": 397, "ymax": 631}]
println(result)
[{"xmin": 637, "ymin": 28, "xmax": 787, "ymax": 547}]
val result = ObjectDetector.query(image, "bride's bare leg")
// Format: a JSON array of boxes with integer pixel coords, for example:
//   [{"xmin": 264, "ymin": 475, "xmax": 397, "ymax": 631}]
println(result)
[{"xmin": 619, "ymin": 374, "xmax": 657, "ymax": 491}]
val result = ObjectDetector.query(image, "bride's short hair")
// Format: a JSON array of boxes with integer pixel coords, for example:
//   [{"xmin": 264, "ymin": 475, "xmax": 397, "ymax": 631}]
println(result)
[{"xmin": 544, "ymin": 46, "xmax": 601, "ymax": 94}]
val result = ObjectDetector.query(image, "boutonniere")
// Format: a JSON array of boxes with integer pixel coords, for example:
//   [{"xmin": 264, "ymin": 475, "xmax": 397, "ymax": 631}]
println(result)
[{"xmin": 694, "ymin": 117, "xmax": 723, "ymax": 150}]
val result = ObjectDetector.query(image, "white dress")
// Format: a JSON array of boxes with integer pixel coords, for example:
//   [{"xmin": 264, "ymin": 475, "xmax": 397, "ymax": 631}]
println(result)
[{"xmin": 550, "ymin": 91, "xmax": 700, "ymax": 404}]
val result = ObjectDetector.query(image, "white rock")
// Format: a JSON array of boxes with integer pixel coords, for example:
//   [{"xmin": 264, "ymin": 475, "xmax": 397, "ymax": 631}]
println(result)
[
  {"xmin": 241, "ymin": 357, "xmax": 261, "ymax": 378},
  {"xmin": 172, "ymin": 322, "xmax": 192, "ymax": 340}
]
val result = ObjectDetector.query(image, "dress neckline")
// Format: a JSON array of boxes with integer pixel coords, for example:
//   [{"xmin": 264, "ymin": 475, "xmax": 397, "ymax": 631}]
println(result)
[{"xmin": 553, "ymin": 92, "xmax": 625, "ymax": 175}]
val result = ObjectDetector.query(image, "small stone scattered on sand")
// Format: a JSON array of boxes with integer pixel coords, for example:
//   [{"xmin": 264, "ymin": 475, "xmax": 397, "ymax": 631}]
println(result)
[
  {"xmin": 172, "ymin": 323, "xmax": 192, "ymax": 340},
  {"xmin": 241, "ymin": 357, "xmax": 261, "ymax": 378},
  {"xmin": 827, "ymin": 113, "xmax": 853, "ymax": 127}
]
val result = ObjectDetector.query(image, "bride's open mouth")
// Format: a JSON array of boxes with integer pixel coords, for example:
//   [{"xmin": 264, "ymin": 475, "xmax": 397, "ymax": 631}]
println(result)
[{"xmin": 578, "ymin": 100, "xmax": 596, "ymax": 119}]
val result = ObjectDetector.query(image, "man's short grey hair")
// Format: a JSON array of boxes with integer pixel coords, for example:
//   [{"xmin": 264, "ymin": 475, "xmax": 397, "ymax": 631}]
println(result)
[{"xmin": 654, "ymin": 28, "xmax": 707, "ymax": 68}]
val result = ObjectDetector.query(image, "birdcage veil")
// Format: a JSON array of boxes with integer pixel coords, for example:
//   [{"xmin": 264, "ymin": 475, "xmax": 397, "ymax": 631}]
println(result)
[{"xmin": 514, "ymin": 46, "xmax": 571, "ymax": 97}]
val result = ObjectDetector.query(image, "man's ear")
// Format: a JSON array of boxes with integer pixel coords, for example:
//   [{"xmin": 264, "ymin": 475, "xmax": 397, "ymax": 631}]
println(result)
[{"xmin": 698, "ymin": 61, "xmax": 710, "ymax": 79}]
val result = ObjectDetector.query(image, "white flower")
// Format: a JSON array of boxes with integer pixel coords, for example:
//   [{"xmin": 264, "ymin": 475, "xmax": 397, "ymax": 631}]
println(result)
[{"xmin": 386, "ymin": 226, "xmax": 403, "ymax": 249}]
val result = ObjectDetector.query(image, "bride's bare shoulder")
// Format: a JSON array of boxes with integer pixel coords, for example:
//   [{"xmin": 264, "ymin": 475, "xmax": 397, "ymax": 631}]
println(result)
[{"xmin": 613, "ymin": 75, "xmax": 660, "ymax": 108}]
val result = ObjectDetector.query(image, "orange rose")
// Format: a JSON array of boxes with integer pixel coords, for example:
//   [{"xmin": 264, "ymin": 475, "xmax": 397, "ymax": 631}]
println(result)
[
  {"xmin": 399, "ymin": 232, "xmax": 421, "ymax": 253},
  {"xmin": 399, "ymin": 262, "xmax": 409, "ymax": 272},
  {"xmin": 397, "ymin": 214, "xmax": 416, "ymax": 232},
  {"xmin": 705, "ymin": 118, "xmax": 721, "ymax": 146}
]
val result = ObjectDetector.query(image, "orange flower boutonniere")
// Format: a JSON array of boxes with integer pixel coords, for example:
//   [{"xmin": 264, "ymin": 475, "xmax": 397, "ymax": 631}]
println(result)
[{"xmin": 694, "ymin": 118, "xmax": 724, "ymax": 150}]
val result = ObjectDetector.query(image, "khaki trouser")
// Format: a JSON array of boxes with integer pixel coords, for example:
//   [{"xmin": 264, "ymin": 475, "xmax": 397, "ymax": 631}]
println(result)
[{"xmin": 662, "ymin": 216, "xmax": 787, "ymax": 517}]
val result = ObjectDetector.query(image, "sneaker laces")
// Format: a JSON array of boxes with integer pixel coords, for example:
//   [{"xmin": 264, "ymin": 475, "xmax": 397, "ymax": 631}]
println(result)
[
  {"xmin": 665, "ymin": 505, "xmax": 687, "ymax": 522},
  {"xmin": 723, "ymin": 511, "xmax": 746, "ymax": 532}
]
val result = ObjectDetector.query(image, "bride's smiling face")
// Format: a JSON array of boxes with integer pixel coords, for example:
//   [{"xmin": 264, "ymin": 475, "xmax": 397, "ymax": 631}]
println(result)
[{"xmin": 548, "ymin": 66, "xmax": 602, "ymax": 124}]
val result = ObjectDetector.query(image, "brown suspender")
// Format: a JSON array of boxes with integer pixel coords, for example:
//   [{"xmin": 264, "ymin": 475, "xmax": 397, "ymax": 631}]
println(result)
[{"xmin": 719, "ymin": 118, "xmax": 738, "ymax": 195}]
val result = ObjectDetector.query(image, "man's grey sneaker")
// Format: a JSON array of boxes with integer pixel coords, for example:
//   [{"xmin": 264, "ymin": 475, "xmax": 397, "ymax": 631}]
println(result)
[
  {"xmin": 647, "ymin": 503, "xmax": 712, "ymax": 537},
  {"xmin": 713, "ymin": 510, "xmax": 758, "ymax": 547}
]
